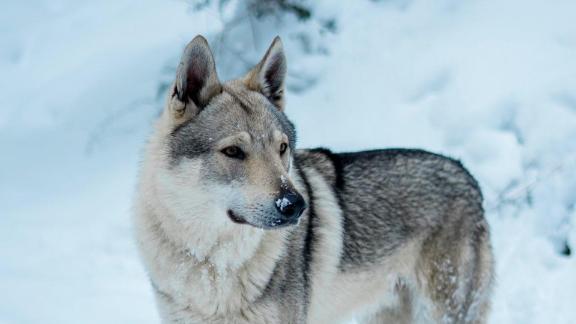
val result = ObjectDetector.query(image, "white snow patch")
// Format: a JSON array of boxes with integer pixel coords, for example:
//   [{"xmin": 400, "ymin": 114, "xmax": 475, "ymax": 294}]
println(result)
[{"xmin": 275, "ymin": 197, "xmax": 291, "ymax": 211}]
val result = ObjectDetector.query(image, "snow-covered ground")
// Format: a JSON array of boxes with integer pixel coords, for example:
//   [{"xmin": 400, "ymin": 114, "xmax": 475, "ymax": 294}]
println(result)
[{"xmin": 1, "ymin": 0, "xmax": 575, "ymax": 323}]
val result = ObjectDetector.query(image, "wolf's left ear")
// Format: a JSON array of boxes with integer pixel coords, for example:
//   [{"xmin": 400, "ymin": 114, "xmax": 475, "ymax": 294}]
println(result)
[{"xmin": 245, "ymin": 37, "xmax": 287, "ymax": 111}]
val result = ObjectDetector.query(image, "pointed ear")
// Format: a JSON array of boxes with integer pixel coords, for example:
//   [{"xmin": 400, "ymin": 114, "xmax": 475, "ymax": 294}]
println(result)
[
  {"xmin": 170, "ymin": 35, "xmax": 221, "ymax": 120},
  {"xmin": 245, "ymin": 36, "xmax": 287, "ymax": 111}
]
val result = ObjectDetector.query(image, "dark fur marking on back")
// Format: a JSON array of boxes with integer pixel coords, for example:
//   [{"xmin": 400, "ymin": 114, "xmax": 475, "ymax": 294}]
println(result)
[
  {"xmin": 298, "ymin": 165, "xmax": 315, "ymax": 311},
  {"xmin": 308, "ymin": 147, "xmax": 346, "ymax": 189}
]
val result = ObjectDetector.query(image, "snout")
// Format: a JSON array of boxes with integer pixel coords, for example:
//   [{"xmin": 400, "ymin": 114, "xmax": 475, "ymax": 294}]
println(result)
[
  {"xmin": 275, "ymin": 190, "xmax": 307, "ymax": 225},
  {"xmin": 226, "ymin": 189, "xmax": 307, "ymax": 230}
]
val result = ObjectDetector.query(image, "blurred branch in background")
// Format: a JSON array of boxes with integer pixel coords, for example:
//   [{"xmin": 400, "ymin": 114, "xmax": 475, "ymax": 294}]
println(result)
[{"xmin": 189, "ymin": 0, "xmax": 335, "ymax": 91}]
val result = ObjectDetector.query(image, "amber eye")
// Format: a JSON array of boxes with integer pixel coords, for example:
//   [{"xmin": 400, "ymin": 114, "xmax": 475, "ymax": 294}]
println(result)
[
  {"xmin": 279, "ymin": 143, "xmax": 288, "ymax": 155},
  {"xmin": 221, "ymin": 146, "xmax": 245, "ymax": 160}
]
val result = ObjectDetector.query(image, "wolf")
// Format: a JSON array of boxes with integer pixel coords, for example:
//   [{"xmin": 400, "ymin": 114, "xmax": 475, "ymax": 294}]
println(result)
[{"xmin": 133, "ymin": 35, "xmax": 494, "ymax": 324}]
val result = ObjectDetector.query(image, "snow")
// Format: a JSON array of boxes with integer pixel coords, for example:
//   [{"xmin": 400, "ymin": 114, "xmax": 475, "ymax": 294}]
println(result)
[
  {"xmin": 1, "ymin": 0, "xmax": 575, "ymax": 323},
  {"xmin": 276, "ymin": 197, "xmax": 291, "ymax": 211}
]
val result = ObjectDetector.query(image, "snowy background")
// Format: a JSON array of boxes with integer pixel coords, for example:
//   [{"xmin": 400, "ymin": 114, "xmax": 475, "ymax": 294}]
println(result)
[{"xmin": 1, "ymin": 0, "xmax": 575, "ymax": 323}]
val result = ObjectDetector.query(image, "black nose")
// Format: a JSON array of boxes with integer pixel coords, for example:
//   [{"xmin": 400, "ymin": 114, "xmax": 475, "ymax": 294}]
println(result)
[{"xmin": 275, "ymin": 191, "xmax": 306, "ymax": 221}]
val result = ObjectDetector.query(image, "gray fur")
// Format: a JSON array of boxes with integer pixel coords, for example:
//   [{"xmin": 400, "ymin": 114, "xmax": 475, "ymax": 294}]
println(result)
[
  {"xmin": 133, "ymin": 35, "xmax": 494, "ymax": 324},
  {"xmin": 296, "ymin": 149, "xmax": 493, "ymax": 323}
]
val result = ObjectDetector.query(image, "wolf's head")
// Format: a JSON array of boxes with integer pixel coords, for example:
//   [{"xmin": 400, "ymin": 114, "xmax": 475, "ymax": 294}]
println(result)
[{"xmin": 151, "ymin": 35, "xmax": 306, "ymax": 230}]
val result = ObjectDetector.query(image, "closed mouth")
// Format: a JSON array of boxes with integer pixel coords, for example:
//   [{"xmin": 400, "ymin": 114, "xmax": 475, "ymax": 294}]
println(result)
[
  {"xmin": 227, "ymin": 209, "xmax": 302, "ymax": 230},
  {"xmin": 227, "ymin": 210, "xmax": 247, "ymax": 224}
]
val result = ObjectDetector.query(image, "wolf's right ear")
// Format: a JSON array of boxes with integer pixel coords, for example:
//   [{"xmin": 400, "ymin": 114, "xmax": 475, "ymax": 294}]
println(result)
[
  {"xmin": 170, "ymin": 35, "xmax": 221, "ymax": 121},
  {"xmin": 244, "ymin": 37, "xmax": 287, "ymax": 111}
]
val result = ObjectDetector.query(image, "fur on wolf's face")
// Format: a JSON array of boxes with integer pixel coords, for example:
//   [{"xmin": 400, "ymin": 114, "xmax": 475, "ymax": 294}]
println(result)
[{"xmin": 158, "ymin": 36, "xmax": 306, "ymax": 230}]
